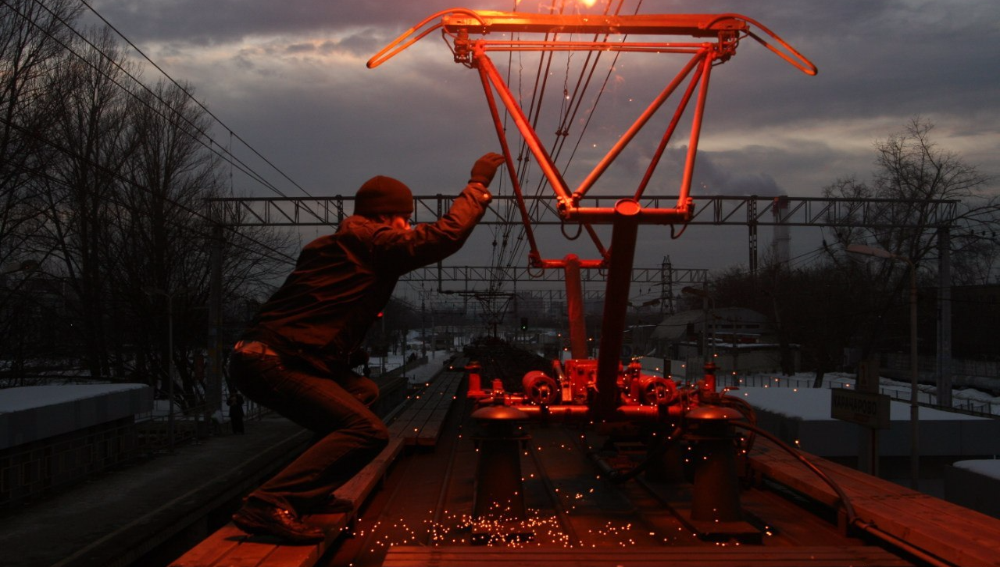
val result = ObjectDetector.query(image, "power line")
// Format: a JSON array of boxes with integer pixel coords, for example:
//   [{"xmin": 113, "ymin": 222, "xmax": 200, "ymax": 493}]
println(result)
[
  {"xmin": 0, "ymin": 111, "xmax": 297, "ymax": 268},
  {"xmin": 75, "ymin": 0, "xmax": 319, "ymax": 204},
  {"xmin": 16, "ymin": 0, "xmax": 333, "ymax": 231},
  {"xmin": 0, "ymin": 0, "xmax": 310, "ymax": 268},
  {"xmin": 8, "ymin": 0, "xmax": 304, "ymax": 213}
]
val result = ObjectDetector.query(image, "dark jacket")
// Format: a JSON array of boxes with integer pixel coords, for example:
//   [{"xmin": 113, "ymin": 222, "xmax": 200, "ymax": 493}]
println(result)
[{"xmin": 242, "ymin": 184, "xmax": 488, "ymax": 375}]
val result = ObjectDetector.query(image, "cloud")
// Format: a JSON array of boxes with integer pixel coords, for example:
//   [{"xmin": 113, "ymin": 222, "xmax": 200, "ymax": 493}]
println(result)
[
  {"xmin": 87, "ymin": 0, "xmax": 532, "ymax": 45},
  {"xmin": 318, "ymin": 31, "xmax": 382, "ymax": 58},
  {"xmin": 630, "ymin": 146, "xmax": 787, "ymax": 198},
  {"xmin": 285, "ymin": 42, "xmax": 315, "ymax": 55}
]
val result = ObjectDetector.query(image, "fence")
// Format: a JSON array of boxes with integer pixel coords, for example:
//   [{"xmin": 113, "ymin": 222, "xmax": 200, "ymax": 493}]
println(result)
[{"xmin": 0, "ymin": 397, "xmax": 270, "ymax": 510}]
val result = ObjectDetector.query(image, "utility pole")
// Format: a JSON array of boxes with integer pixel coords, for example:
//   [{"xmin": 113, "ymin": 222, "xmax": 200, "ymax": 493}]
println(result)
[
  {"xmin": 145, "ymin": 287, "xmax": 189, "ymax": 449},
  {"xmin": 208, "ymin": 224, "xmax": 224, "ymax": 423},
  {"xmin": 167, "ymin": 293, "xmax": 175, "ymax": 448},
  {"xmin": 662, "ymin": 256, "xmax": 673, "ymax": 315},
  {"xmin": 937, "ymin": 228, "xmax": 953, "ymax": 407}
]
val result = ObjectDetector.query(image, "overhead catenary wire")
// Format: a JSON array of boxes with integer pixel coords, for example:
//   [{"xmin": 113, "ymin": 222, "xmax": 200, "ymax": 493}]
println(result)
[
  {"xmin": 467, "ymin": 0, "xmax": 632, "ymax": 330},
  {"xmin": 480, "ymin": 0, "xmax": 641, "ymax": 326},
  {"xmin": 504, "ymin": 0, "xmax": 637, "ymax": 271},
  {"xmin": 493, "ymin": 0, "xmax": 598, "ymax": 268},
  {"xmin": 477, "ymin": 0, "xmax": 564, "ymax": 322}
]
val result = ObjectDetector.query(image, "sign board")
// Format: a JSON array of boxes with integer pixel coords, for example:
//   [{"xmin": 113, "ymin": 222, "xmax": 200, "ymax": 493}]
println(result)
[{"xmin": 831, "ymin": 388, "xmax": 890, "ymax": 430}]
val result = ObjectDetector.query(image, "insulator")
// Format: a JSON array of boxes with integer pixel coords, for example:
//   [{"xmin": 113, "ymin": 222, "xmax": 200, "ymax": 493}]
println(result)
[{"xmin": 522, "ymin": 370, "xmax": 559, "ymax": 405}]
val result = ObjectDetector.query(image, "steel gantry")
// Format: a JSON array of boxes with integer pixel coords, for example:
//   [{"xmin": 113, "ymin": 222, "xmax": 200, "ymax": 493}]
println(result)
[
  {"xmin": 207, "ymin": 194, "xmax": 959, "ymax": 228},
  {"xmin": 206, "ymin": 192, "xmax": 708, "ymax": 310},
  {"xmin": 399, "ymin": 263, "xmax": 706, "ymax": 312},
  {"xmin": 207, "ymin": 194, "xmax": 959, "ymax": 271}
]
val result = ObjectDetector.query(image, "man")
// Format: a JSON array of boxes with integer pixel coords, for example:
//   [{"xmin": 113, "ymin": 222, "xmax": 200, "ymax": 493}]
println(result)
[
  {"xmin": 228, "ymin": 152, "xmax": 504, "ymax": 543},
  {"xmin": 227, "ymin": 392, "xmax": 245, "ymax": 434}
]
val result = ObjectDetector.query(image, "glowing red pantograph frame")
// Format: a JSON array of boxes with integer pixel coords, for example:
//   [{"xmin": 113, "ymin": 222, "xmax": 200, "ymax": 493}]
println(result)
[{"xmin": 369, "ymin": 11, "xmax": 815, "ymax": 418}]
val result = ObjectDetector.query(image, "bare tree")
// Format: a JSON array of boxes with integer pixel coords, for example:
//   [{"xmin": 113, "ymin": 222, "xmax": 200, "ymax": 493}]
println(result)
[
  {"xmin": 117, "ymin": 78, "xmax": 296, "ymax": 405},
  {"xmin": 825, "ymin": 118, "xmax": 997, "ymax": 275},
  {"xmin": 108, "ymin": 78, "xmax": 220, "ymax": 396},
  {"xmin": 823, "ymin": 119, "xmax": 998, "ymax": 358},
  {"xmin": 0, "ymin": 0, "xmax": 82, "ymax": 259},
  {"xmin": 951, "ymin": 235, "xmax": 1000, "ymax": 285},
  {"xmin": 0, "ymin": 5, "xmax": 299, "ymax": 393},
  {"xmin": 0, "ymin": 0, "xmax": 82, "ymax": 372},
  {"xmin": 711, "ymin": 258, "xmax": 876, "ymax": 385},
  {"xmin": 35, "ymin": 27, "xmax": 137, "ymax": 380}
]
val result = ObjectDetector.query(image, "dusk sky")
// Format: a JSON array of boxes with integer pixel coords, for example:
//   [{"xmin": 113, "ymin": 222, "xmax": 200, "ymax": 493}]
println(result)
[{"xmin": 84, "ymin": 0, "xmax": 1000, "ymax": 295}]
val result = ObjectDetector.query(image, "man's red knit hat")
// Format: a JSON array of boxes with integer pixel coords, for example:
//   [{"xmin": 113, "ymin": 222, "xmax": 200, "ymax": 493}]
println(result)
[{"xmin": 355, "ymin": 176, "xmax": 413, "ymax": 216}]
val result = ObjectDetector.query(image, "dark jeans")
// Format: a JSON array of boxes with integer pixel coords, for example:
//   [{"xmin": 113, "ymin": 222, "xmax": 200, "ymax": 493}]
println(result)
[{"xmin": 229, "ymin": 350, "xmax": 389, "ymax": 514}]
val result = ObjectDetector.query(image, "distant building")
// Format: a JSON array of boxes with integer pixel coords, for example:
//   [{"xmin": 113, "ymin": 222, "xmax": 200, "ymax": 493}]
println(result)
[{"xmin": 650, "ymin": 307, "xmax": 797, "ymax": 378}]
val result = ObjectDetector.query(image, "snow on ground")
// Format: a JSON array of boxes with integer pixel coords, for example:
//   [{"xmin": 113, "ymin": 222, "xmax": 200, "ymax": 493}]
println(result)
[
  {"xmin": 722, "ymin": 373, "xmax": 999, "ymax": 478},
  {"xmin": 367, "ymin": 350, "xmax": 453, "ymax": 387},
  {"xmin": 953, "ymin": 459, "xmax": 1000, "ymax": 480},
  {"xmin": 732, "ymin": 387, "xmax": 989, "ymax": 422}
]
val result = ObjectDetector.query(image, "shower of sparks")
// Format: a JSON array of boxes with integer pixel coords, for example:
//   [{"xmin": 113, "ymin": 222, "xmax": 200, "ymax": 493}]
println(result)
[{"xmin": 349, "ymin": 500, "xmax": 694, "ymax": 549}]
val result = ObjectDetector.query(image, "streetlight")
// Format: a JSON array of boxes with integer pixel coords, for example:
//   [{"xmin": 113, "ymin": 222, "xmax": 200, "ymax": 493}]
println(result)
[
  {"xmin": 145, "ymin": 287, "xmax": 189, "ymax": 449},
  {"xmin": 847, "ymin": 243, "xmax": 919, "ymax": 489}
]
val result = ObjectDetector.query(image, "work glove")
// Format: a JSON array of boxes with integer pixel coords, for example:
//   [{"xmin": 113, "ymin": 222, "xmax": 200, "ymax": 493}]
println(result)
[{"xmin": 469, "ymin": 153, "xmax": 505, "ymax": 187}]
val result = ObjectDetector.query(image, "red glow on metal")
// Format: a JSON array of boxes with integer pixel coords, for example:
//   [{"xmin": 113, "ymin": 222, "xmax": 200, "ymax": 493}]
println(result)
[
  {"xmin": 466, "ymin": 361, "xmax": 486, "ymax": 400},
  {"xmin": 372, "ymin": 9, "xmax": 815, "ymax": 424},
  {"xmin": 369, "ymin": 11, "xmax": 816, "ymax": 264},
  {"xmin": 701, "ymin": 361, "xmax": 719, "ymax": 400},
  {"xmin": 562, "ymin": 255, "xmax": 589, "ymax": 360},
  {"xmin": 594, "ymin": 201, "xmax": 641, "ymax": 419}
]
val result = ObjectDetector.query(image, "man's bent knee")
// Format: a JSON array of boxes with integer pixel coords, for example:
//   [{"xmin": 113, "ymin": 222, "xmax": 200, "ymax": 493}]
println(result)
[{"xmin": 368, "ymin": 421, "xmax": 390, "ymax": 449}]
